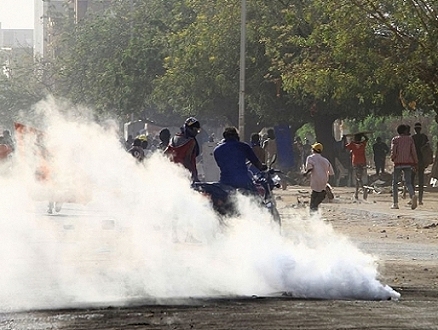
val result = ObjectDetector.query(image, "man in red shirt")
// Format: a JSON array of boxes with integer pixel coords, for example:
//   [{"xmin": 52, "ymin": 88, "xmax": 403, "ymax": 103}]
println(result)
[
  {"xmin": 390, "ymin": 124, "xmax": 418, "ymax": 209},
  {"xmin": 164, "ymin": 117, "xmax": 201, "ymax": 182},
  {"xmin": 344, "ymin": 133, "xmax": 369, "ymax": 200}
]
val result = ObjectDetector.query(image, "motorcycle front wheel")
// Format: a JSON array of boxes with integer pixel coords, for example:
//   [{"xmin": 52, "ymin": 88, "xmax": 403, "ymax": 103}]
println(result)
[{"xmin": 270, "ymin": 205, "xmax": 281, "ymax": 227}]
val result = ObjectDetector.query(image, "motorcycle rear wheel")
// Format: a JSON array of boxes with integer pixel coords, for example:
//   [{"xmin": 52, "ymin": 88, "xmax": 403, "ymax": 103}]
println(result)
[{"xmin": 270, "ymin": 206, "xmax": 281, "ymax": 227}]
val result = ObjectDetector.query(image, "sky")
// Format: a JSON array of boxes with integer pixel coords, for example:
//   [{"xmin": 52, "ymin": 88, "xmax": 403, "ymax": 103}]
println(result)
[{"xmin": 0, "ymin": 0, "xmax": 34, "ymax": 29}]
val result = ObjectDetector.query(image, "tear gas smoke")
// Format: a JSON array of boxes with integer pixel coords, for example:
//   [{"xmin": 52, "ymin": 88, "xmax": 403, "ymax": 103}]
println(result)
[{"xmin": 0, "ymin": 98, "xmax": 399, "ymax": 311}]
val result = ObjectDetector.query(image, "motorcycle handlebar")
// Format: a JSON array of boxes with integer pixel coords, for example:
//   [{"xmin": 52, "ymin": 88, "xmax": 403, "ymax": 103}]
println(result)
[{"xmin": 264, "ymin": 168, "xmax": 282, "ymax": 175}]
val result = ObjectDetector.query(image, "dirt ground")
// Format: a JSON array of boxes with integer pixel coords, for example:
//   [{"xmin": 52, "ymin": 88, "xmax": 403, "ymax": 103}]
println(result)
[{"xmin": 2, "ymin": 184, "xmax": 438, "ymax": 329}]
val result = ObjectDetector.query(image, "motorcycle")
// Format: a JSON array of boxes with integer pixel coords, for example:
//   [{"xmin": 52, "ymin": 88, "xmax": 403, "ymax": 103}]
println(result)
[{"xmin": 192, "ymin": 169, "xmax": 282, "ymax": 226}]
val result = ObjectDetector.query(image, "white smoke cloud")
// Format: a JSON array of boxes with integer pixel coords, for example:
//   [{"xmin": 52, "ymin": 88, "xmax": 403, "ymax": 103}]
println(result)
[{"xmin": 0, "ymin": 98, "xmax": 399, "ymax": 311}]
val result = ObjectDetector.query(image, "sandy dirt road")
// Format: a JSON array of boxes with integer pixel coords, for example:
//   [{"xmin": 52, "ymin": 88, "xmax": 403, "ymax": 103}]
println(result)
[{"xmin": 1, "ymin": 186, "xmax": 438, "ymax": 330}]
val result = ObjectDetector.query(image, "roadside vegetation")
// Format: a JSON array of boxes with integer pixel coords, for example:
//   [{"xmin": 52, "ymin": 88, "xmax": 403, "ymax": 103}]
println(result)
[{"xmin": 1, "ymin": 0, "xmax": 438, "ymax": 162}]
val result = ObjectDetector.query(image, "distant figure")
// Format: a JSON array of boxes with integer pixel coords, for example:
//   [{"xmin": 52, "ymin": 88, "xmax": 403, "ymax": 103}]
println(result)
[
  {"xmin": 158, "ymin": 128, "xmax": 171, "ymax": 150},
  {"xmin": 128, "ymin": 138, "xmax": 145, "ymax": 162},
  {"xmin": 2, "ymin": 130, "xmax": 15, "ymax": 152},
  {"xmin": 125, "ymin": 135, "xmax": 134, "ymax": 150},
  {"xmin": 292, "ymin": 136, "xmax": 303, "ymax": 171},
  {"xmin": 47, "ymin": 201, "xmax": 63, "ymax": 215},
  {"xmin": 262, "ymin": 128, "xmax": 277, "ymax": 169},
  {"xmin": 0, "ymin": 131, "xmax": 13, "ymax": 169},
  {"xmin": 344, "ymin": 133, "xmax": 369, "ymax": 200},
  {"xmin": 250, "ymin": 133, "xmax": 266, "ymax": 164},
  {"xmin": 249, "ymin": 132, "xmax": 266, "ymax": 174},
  {"xmin": 372, "ymin": 137, "xmax": 389, "ymax": 176},
  {"xmin": 390, "ymin": 124, "xmax": 418, "ymax": 210},
  {"xmin": 164, "ymin": 117, "xmax": 201, "ymax": 182},
  {"xmin": 303, "ymin": 142, "xmax": 335, "ymax": 212},
  {"xmin": 302, "ymin": 138, "xmax": 312, "ymax": 168},
  {"xmin": 0, "ymin": 142, "xmax": 12, "ymax": 162},
  {"xmin": 140, "ymin": 138, "xmax": 151, "ymax": 159},
  {"xmin": 411, "ymin": 122, "xmax": 429, "ymax": 205}
]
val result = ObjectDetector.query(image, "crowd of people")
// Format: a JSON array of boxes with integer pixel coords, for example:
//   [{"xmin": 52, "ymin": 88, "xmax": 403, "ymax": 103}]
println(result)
[
  {"xmin": 125, "ymin": 118, "xmax": 277, "ymax": 189},
  {"xmin": 334, "ymin": 123, "xmax": 432, "ymax": 210},
  {"xmin": 122, "ymin": 117, "xmax": 437, "ymax": 212},
  {"xmin": 1, "ymin": 117, "xmax": 433, "ymax": 214}
]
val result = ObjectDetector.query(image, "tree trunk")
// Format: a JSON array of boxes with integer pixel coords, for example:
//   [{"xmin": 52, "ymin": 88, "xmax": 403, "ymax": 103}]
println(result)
[{"xmin": 314, "ymin": 114, "xmax": 338, "ymax": 183}]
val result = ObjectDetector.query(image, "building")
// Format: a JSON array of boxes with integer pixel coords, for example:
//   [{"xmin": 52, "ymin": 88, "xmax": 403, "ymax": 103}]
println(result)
[
  {"xmin": 0, "ymin": 23, "xmax": 34, "ymax": 77},
  {"xmin": 0, "ymin": 24, "xmax": 33, "ymax": 49}
]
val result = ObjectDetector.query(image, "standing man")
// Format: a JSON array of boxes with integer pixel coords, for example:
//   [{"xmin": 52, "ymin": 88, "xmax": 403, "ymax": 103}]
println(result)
[
  {"xmin": 292, "ymin": 136, "xmax": 303, "ymax": 171},
  {"xmin": 344, "ymin": 133, "xmax": 369, "ymax": 200},
  {"xmin": 411, "ymin": 122, "xmax": 429, "ymax": 205},
  {"xmin": 303, "ymin": 142, "xmax": 334, "ymax": 212},
  {"xmin": 302, "ymin": 138, "xmax": 312, "ymax": 169},
  {"xmin": 164, "ymin": 117, "xmax": 201, "ymax": 182},
  {"xmin": 262, "ymin": 128, "xmax": 277, "ymax": 169},
  {"xmin": 250, "ymin": 132, "xmax": 266, "ymax": 170},
  {"xmin": 372, "ymin": 137, "xmax": 390, "ymax": 176},
  {"xmin": 390, "ymin": 124, "xmax": 418, "ymax": 210},
  {"xmin": 158, "ymin": 128, "xmax": 171, "ymax": 151}
]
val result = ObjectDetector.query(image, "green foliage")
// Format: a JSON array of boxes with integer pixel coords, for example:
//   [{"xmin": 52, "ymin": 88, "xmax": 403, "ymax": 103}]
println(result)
[
  {"xmin": 52, "ymin": 1, "xmax": 169, "ymax": 118},
  {"xmin": 296, "ymin": 123, "xmax": 315, "ymax": 143},
  {"xmin": 349, "ymin": 0, "xmax": 438, "ymax": 112},
  {"xmin": 2, "ymin": 0, "xmax": 438, "ymax": 143},
  {"xmin": 152, "ymin": 0, "xmax": 303, "ymax": 126},
  {"xmin": 0, "ymin": 49, "xmax": 46, "ymax": 124},
  {"xmin": 264, "ymin": 0, "xmax": 406, "ymax": 120}
]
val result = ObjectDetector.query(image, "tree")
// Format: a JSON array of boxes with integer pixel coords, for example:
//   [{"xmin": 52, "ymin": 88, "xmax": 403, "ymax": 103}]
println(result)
[
  {"xmin": 51, "ymin": 0, "xmax": 177, "ymax": 119},
  {"xmin": 0, "ymin": 48, "xmax": 46, "ymax": 126},
  {"xmin": 261, "ymin": 0, "xmax": 409, "ymax": 164},
  {"xmin": 151, "ymin": 0, "xmax": 313, "ymax": 141},
  {"xmin": 349, "ymin": 0, "xmax": 438, "ymax": 118}
]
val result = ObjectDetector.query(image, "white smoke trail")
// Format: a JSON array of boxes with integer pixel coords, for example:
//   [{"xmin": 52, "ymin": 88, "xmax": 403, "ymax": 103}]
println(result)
[{"xmin": 0, "ymin": 98, "xmax": 399, "ymax": 311}]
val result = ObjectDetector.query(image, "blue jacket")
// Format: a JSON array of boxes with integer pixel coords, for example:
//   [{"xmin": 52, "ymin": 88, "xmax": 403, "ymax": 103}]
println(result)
[{"xmin": 214, "ymin": 138, "xmax": 261, "ymax": 189}]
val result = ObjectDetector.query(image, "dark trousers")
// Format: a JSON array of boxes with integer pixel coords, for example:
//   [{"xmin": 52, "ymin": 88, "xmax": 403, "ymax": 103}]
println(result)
[
  {"xmin": 411, "ymin": 166, "xmax": 425, "ymax": 203},
  {"xmin": 375, "ymin": 159, "xmax": 386, "ymax": 175},
  {"xmin": 310, "ymin": 190, "xmax": 327, "ymax": 211}
]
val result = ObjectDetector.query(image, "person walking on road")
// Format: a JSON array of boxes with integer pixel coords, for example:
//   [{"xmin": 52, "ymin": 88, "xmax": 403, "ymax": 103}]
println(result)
[
  {"xmin": 343, "ymin": 133, "xmax": 369, "ymax": 200},
  {"xmin": 372, "ymin": 137, "xmax": 389, "ymax": 176},
  {"xmin": 390, "ymin": 124, "xmax": 418, "ymax": 210},
  {"xmin": 411, "ymin": 122, "xmax": 429, "ymax": 205},
  {"xmin": 303, "ymin": 142, "xmax": 334, "ymax": 212}
]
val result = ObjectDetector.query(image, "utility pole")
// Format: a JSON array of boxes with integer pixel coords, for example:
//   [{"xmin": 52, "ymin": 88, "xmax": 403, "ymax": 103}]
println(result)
[
  {"xmin": 74, "ymin": 0, "xmax": 89, "ymax": 23},
  {"xmin": 130, "ymin": 0, "xmax": 134, "ymax": 40},
  {"xmin": 238, "ymin": 0, "xmax": 246, "ymax": 140}
]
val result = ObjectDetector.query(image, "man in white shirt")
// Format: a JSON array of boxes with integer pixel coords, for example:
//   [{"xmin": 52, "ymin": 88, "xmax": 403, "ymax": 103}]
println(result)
[{"xmin": 304, "ymin": 142, "xmax": 335, "ymax": 212}]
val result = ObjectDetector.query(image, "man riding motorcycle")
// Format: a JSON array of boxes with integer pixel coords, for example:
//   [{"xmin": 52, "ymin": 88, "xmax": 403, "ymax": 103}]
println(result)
[
  {"xmin": 192, "ymin": 127, "xmax": 280, "ymax": 225},
  {"xmin": 214, "ymin": 127, "xmax": 267, "ymax": 191}
]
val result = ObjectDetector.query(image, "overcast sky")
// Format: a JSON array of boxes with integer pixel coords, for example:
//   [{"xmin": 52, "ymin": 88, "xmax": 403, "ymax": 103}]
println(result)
[{"xmin": 0, "ymin": 0, "xmax": 34, "ymax": 29}]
